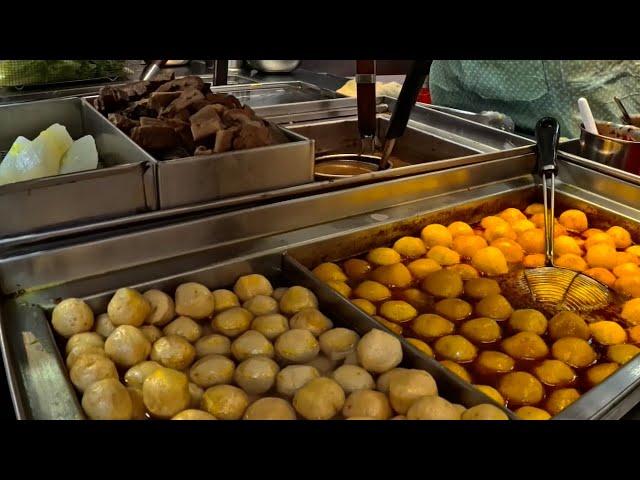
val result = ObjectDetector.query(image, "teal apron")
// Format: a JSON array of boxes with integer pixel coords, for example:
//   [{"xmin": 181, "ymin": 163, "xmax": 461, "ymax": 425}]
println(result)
[{"xmin": 429, "ymin": 60, "xmax": 640, "ymax": 138}]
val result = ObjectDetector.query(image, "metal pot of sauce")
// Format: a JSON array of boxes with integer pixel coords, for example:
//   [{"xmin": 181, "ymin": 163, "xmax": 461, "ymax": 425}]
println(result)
[{"xmin": 579, "ymin": 123, "xmax": 640, "ymax": 174}]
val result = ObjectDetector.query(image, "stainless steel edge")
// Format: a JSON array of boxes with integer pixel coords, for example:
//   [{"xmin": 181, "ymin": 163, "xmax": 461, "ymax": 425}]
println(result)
[{"xmin": 0, "ymin": 153, "xmax": 537, "ymax": 295}]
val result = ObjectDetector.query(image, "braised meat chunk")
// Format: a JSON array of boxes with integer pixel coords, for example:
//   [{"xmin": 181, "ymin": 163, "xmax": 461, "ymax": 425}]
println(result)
[{"xmin": 97, "ymin": 75, "xmax": 277, "ymax": 159}]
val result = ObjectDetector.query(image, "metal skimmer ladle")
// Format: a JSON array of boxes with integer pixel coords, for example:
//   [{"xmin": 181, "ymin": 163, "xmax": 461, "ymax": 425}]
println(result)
[{"xmin": 517, "ymin": 117, "xmax": 611, "ymax": 311}]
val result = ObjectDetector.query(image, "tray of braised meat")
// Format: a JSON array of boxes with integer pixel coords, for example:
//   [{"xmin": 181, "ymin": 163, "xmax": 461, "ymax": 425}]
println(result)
[{"xmin": 89, "ymin": 73, "xmax": 314, "ymax": 209}]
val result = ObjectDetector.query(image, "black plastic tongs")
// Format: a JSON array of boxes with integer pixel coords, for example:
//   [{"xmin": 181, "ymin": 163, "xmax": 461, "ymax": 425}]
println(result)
[{"xmin": 379, "ymin": 60, "xmax": 430, "ymax": 169}]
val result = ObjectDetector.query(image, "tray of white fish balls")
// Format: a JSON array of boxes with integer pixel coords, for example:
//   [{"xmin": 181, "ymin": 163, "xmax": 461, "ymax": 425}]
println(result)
[
  {"xmin": 49, "ymin": 271, "xmax": 510, "ymax": 420},
  {"xmin": 0, "ymin": 97, "xmax": 157, "ymax": 240}
]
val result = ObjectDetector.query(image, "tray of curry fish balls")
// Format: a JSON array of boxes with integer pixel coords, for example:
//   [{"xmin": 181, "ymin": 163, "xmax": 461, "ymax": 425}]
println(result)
[
  {"xmin": 49, "ymin": 271, "xmax": 508, "ymax": 420},
  {"xmin": 296, "ymin": 203, "xmax": 640, "ymax": 420}
]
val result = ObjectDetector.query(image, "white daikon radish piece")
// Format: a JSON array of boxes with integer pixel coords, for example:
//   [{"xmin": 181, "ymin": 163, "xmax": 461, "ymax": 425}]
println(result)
[
  {"xmin": 0, "ymin": 136, "xmax": 32, "ymax": 185},
  {"xmin": 30, "ymin": 123, "xmax": 73, "ymax": 177},
  {"xmin": 59, "ymin": 135, "xmax": 98, "ymax": 174}
]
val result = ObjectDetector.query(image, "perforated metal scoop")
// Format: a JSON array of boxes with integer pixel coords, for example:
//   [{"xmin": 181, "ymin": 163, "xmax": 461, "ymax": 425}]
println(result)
[{"xmin": 517, "ymin": 117, "xmax": 610, "ymax": 312}]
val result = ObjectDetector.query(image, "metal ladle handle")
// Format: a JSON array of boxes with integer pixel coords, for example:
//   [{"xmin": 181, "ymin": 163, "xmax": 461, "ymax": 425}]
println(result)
[
  {"xmin": 380, "ymin": 60, "xmax": 430, "ymax": 169},
  {"xmin": 535, "ymin": 117, "xmax": 560, "ymax": 265}
]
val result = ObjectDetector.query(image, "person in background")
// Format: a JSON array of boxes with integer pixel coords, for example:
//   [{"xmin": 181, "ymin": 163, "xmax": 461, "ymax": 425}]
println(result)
[{"xmin": 429, "ymin": 60, "xmax": 640, "ymax": 138}]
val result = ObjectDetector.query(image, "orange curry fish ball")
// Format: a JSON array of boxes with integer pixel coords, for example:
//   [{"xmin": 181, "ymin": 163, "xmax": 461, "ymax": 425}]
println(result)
[
  {"xmin": 400, "ymin": 288, "xmax": 431, "ymax": 311},
  {"xmin": 607, "ymin": 344, "xmax": 640, "ymax": 364},
  {"xmin": 616, "ymin": 252, "xmax": 640, "ymax": 267},
  {"xmin": 585, "ymin": 363, "xmax": 619, "ymax": 387},
  {"xmin": 523, "ymin": 254, "xmax": 546, "ymax": 268},
  {"xmin": 406, "ymin": 337, "xmax": 434, "ymax": 357},
  {"xmin": 525, "ymin": 203, "xmax": 545, "ymax": 215},
  {"xmin": 501, "ymin": 332, "xmax": 549, "ymax": 360},
  {"xmin": 546, "ymin": 388, "xmax": 580, "ymax": 416},
  {"xmin": 533, "ymin": 359, "xmax": 576, "ymax": 387},
  {"xmin": 483, "ymin": 223, "xmax": 517, "ymax": 242},
  {"xmin": 447, "ymin": 221, "xmax": 474, "ymax": 238},
  {"xmin": 508, "ymin": 309, "xmax": 548, "ymax": 335},
  {"xmin": 512, "ymin": 219, "xmax": 537, "ymax": 235},
  {"xmin": 434, "ymin": 298, "xmax": 473, "ymax": 322},
  {"xmin": 498, "ymin": 371, "xmax": 545, "ymax": 407},
  {"xmin": 373, "ymin": 316, "xmax": 403, "ymax": 335},
  {"xmin": 464, "ymin": 278, "xmax": 501, "ymax": 300},
  {"xmin": 406, "ymin": 258, "xmax": 441, "ymax": 279},
  {"xmin": 471, "ymin": 247, "xmax": 509, "ymax": 276},
  {"xmin": 411, "ymin": 314, "xmax": 455, "ymax": 340},
  {"xmin": 548, "ymin": 312, "xmax": 591, "ymax": 341},
  {"xmin": 607, "ymin": 226, "xmax": 633, "ymax": 249},
  {"xmin": 351, "ymin": 298, "xmax": 376, "ymax": 316},
  {"xmin": 555, "ymin": 254, "xmax": 588, "ymax": 272},
  {"xmin": 460, "ymin": 317, "xmax": 502, "ymax": 344},
  {"xmin": 452, "ymin": 234, "xmax": 488, "ymax": 259},
  {"xmin": 628, "ymin": 325, "xmax": 640, "ymax": 343},
  {"xmin": 589, "ymin": 321, "xmax": 627, "ymax": 345},
  {"xmin": 312, "ymin": 262, "xmax": 347, "ymax": 282},
  {"xmin": 475, "ymin": 294, "xmax": 513, "ymax": 321},
  {"xmin": 379, "ymin": 301, "xmax": 418, "ymax": 324},
  {"xmin": 392, "ymin": 236, "xmax": 427, "ymax": 258},
  {"xmin": 613, "ymin": 263, "xmax": 640, "ymax": 278},
  {"xmin": 421, "ymin": 270, "xmax": 463, "ymax": 298},
  {"xmin": 427, "ymin": 245, "xmax": 461, "ymax": 266},
  {"xmin": 607, "ymin": 343, "xmax": 640, "ymax": 365},
  {"xmin": 583, "ymin": 228, "xmax": 604, "ymax": 238},
  {"xmin": 475, "ymin": 350, "xmax": 515, "ymax": 376},
  {"xmin": 343, "ymin": 258, "xmax": 372, "ymax": 280},
  {"xmin": 446, "ymin": 264, "xmax": 480, "ymax": 280},
  {"xmin": 499, "ymin": 207, "xmax": 527, "ymax": 224},
  {"xmin": 353, "ymin": 280, "xmax": 392, "ymax": 302},
  {"xmin": 517, "ymin": 229, "xmax": 546, "ymax": 254},
  {"xmin": 440, "ymin": 360, "xmax": 472, "ymax": 383},
  {"xmin": 370, "ymin": 263, "xmax": 413, "ymax": 288},
  {"xmin": 584, "ymin": 232, "xmax": 616, "ymax": 250},
  {"xmin": 614, "ymin": 275, "xmax": 640, "ymax": 298},
  {"xmin": 626, "ymin": 245, "xmax": 640, "ymax": 257},
  {"xmin": 421, "ymin": 224, "xmax": 453, "ymax": 248},
  {"xmin": 553, "ymin": 222, "xmax": 569, "ymax": 237},
  {"xmin": 551, "ymin": 337, "xmax": 597, "ymax": 368},
  {"xmin": 366, "ymin": 247, "xmax": 401, "ymax": 266},
  {"xmin": 434, "ymin": 335, "xmax": 478, "ymax": 362},
  {"xmin": 326, "ymin": 280, "xmax": 352, "ymax": 298},
  {"xmin": 583, "ymin": 268, "xmax": 616, "ymax": 287},
  {"xmin": 558, "ymin": 209, "xmax": 588, "ymax": 232},
  {"xmin": 481, "ymin": 216, "xmax": 508, "ymax": 230},
  {"xmin": 475, "ymin": 385, "xmax": 505, "ymax": 405},
  {"xmin": 530, "ymin": 213, "xmax": 545, "ymax": 229},
  {"xmin": 516, "ymin": 406, "xmax": 551, "ymax": 420},
  {"xmin": 621, "ymin": 298, "xmax": 640, "ymax": 326},
  {"xmin": 491, "ymin": 238, "xmax": 524, "ymax": 263},
  {"xmin": 586, "ymin": 244, "xmax": 618, "ymax": 270},
  {"xmin": 554, "ymin": 236, "xmax": 583, "ymax": 256}
]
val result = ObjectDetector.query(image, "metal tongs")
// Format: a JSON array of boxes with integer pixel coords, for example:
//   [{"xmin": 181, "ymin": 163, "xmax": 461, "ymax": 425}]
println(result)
[
  {"xmin": 517, "ymin": 117, "xmax": 610, "ymax": 311},
  {"xmin": 379, "ymin": 60, "xmax": 430, "ymax": 169},
  {"xmin": 314, "ymin": 60, "xmax": 429, "ymax": 177},
  {"xmin": 356, "ymin": 60, "xmax": 377, "ymax": 156}
]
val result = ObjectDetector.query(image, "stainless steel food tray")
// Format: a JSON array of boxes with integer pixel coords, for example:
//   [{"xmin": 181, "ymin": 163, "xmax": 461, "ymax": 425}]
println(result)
[
  {"xmin": 0, "ymin": 98, "xmax": 533, "ymax": 254},
  {"xmin": 0, "ymin": 97, "xmax": 157, "ymax": 239},
  {"xmin": 4, "ymin": 148, "xmax": 640, "ymax": 419},
  {"xmin": 152, "ymin": 124, "xmax": 314, "ymax": 209},
  {"xmin": 287, "ymin": 116, "xmax": 480, "ymax": 167},
  {"xmin": 0, "ymin": 251, "xmax": 513, "ymax": 420},
  {"xmin": 285, "ymin": 188, "xmax": 640, "ymax": 421}
]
